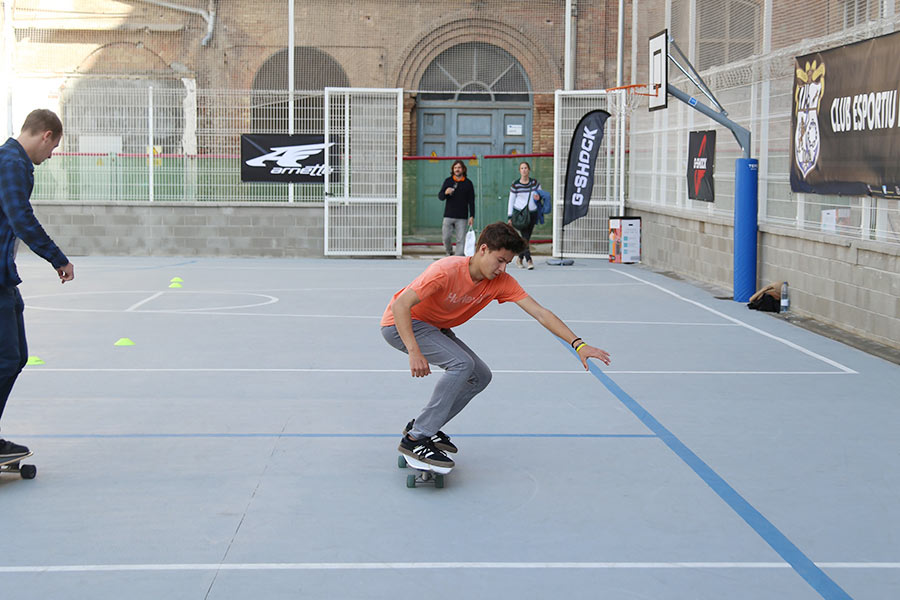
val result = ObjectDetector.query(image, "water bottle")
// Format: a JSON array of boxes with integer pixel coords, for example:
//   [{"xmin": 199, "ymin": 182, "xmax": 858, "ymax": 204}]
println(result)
[{"xmin": 780, "ymin": 282, "xmax": 790, "ymax": 313}]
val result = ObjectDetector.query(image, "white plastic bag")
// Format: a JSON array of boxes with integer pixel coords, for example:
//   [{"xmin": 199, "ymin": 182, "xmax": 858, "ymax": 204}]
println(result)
[{"xmin": 464, "ymin": 227, "xmax": 476, "ymax": 256}]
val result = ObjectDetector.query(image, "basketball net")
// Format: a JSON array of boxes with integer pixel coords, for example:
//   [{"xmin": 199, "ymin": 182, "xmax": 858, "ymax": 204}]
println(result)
[{"xmin": 605, "ymin": 83, "xmax": 658, "ymax": 116}]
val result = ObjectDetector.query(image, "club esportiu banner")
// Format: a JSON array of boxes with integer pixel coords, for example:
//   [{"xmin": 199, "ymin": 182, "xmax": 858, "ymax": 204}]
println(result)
[{"xmin": 791, "ymin": 31, "xmax": 900, "ymax": 198}]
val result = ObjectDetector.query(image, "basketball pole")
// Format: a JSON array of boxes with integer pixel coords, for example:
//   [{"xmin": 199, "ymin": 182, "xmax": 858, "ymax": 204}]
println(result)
[{"xmin": 664, "ymin": 50, "xmax": 758, "ymax": 303}]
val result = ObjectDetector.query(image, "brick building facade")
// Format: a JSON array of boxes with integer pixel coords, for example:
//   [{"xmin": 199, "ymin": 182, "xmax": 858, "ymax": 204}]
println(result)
[{"xmin": 8, "ymin": 0, "xmax": 631, "ymax": 155}]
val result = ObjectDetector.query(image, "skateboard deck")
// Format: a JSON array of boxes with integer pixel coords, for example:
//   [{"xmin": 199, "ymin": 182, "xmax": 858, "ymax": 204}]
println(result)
[
  {"xmin": 397, "ymin": 454, "xmax": 452, "ymax": 488},
  {"xmin": 0, "ymin": 452, "xmax": 36, "ymax": 480}
]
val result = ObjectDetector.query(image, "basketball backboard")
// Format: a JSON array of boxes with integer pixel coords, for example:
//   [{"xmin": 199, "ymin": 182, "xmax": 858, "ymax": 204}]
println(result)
[{"xmin": 649, "ymin": 29, "xmax": 668, "ymax": 111}]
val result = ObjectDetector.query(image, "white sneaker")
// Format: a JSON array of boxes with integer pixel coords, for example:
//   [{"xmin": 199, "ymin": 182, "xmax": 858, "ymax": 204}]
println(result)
[
  {"xmin": 526, "ymin": 260, "xmax": 534, "ymax": 270},
  {"xmin": 516, "ymin": 256, "xmax": 525, "ymax": 268}
]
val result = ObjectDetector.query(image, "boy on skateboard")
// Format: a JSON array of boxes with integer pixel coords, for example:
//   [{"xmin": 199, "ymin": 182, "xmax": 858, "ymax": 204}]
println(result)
[
  {"xmin": 0, "ymin": 109, "xmax": 74, "ymax": 460},
  {"xmin": 381, "ymin": 222, "xmax": 610, "ymax": 468}
]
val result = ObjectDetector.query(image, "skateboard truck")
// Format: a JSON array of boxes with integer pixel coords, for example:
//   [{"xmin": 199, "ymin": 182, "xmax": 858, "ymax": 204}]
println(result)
[{"xmin": 397, "ymin": 455, "xmax": 450, "ymax": 488}]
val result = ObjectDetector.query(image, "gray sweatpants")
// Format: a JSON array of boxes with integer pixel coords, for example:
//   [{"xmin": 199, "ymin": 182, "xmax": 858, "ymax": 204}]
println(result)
[
  {"xmin": 442, "ymin": 217, "xmax": 467, "ymax": 255},
  {"xmin": 382, "ymin": 321, "xmax": 492, "ymax": 439}
]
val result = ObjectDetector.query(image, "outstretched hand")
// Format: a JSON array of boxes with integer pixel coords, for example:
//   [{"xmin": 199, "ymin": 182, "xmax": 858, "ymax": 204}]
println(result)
[{"xmin": 576, "ymin": 344, "xmax": 611, "ymax": 370}]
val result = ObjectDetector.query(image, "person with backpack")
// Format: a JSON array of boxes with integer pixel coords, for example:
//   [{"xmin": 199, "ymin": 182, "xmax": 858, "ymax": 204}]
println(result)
[{"xmin": 507, "ymin": 161, "xmax": 541, "ymax": 270}]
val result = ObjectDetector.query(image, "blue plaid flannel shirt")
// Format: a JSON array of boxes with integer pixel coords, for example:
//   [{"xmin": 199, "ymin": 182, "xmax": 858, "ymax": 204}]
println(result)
[{"xmin": 0, "ymin": 137, "xmax": 68, "ymax": 288}]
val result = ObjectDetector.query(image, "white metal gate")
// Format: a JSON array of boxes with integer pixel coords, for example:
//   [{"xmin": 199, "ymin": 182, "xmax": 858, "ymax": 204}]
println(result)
[
  {"xmin": 324, "ymin": 88, "xmax": 403, "ymax": 256},
  {"xmin": 552, "ymin": 90, "xmax": 626, "ymax": 259}
]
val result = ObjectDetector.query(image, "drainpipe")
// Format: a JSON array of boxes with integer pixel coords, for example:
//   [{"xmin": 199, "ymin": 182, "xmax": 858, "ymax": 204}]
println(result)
[{"xmin": 135, "ymin": 0, "xmax": 217, "ymax": 46}]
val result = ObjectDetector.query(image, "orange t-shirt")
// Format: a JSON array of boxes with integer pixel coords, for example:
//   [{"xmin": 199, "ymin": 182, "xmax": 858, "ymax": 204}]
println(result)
[{"xmin": 381, "ymin": 256, "xmax": 528, "ymax": 329}]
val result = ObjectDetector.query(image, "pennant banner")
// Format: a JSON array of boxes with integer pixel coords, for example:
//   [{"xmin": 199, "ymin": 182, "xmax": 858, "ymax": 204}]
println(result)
[{"xmin": 563, "ymin": 110, "xmax": 610, "ymax": 226}]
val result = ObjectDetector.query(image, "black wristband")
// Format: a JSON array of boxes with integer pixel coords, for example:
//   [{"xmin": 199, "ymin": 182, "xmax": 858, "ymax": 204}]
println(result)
[{"xmin": 570, "ymin": 337, "xmax": 583, "ymax": 349}]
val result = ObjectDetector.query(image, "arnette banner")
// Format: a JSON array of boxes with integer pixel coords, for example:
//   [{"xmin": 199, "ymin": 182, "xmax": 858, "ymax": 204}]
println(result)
[
  {"xmin": 241, "ymin": 134, "xmax": 335, "ymax": 183},
  {"xmin": 791, "ymin": 31, "xmax": 900, "ymax": 198},
  {"xmin": 687, "ymin": 130, "xmax": 716, "ymax": 202}
]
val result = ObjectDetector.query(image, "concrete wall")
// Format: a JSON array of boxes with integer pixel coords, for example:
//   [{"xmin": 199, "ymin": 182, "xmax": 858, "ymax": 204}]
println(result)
[
  {"xmin": 32, "ymin": 202, "xmax": 325, "ymax": 258},
  {"xmin": 628, "ymin": 202, "xmax": 900, "ymax": 351}
]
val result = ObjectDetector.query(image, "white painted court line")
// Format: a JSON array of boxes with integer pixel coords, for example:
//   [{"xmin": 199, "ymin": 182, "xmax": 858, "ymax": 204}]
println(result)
[
  {"xmin": 22, "ymin": 368, "xmax": 853, "ymax": 376},
  {"xmin": 125, "ymin": 292, "xmax": 164, "ymax": 312},
  {"xmin": 26, "ymin": 291, "xmax": 281, "ymax": 313},
  {"xmin": 614, "ymin": 270, "xmax": 858, "ymax": 374},
  {"xmin": 28, "ymin": 307, "xmax": 746, "ymax": 326},
  {"xmin": 0, "ymin": 562, "xmax": 896, "ymax": 573}
]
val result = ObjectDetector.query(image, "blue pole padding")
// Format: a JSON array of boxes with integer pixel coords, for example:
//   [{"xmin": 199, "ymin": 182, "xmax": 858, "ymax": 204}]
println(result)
[{"xmin": 733, "ymin": 158, "xmax": 758, "ymax": 302}]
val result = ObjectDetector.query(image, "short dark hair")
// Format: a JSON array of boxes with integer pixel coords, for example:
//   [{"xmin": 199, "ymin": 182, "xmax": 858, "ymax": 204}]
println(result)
[
  {"xmin": 21, "ymin": 109, "xmax": 62, "ymax": 139},
  {"xmin": 477, "ymin": 222, "xmax": 527, "ymax": 254},
  {"xmin": 451, "ymin": 160, "xmax": 467, "ymax": 177}
]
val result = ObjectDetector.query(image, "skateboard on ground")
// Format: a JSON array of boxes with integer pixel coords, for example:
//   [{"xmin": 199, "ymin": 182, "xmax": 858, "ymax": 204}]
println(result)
[
  {"xmin": 0, "ymin": 452, "xmax": 36, "ymax": 480},
  {"xmin": 397, "ymin": 454, "xmax": 452, "ymax": 488}
]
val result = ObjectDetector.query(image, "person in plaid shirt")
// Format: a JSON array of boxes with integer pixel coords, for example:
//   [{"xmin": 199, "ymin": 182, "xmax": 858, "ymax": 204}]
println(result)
[{"xmin": 0, "ymin": 109, "xmax": 74, "ymax": 459}]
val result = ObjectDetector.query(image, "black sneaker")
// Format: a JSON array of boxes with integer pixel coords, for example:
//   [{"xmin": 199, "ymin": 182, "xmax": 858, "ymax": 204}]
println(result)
[
  {"xmin": 403, "ymin": 419, "xmax": 458, "ymax": 454},
  {"xmin": 0, "ymin": 439, "xmax": 30, "ymax": 459},
  {"xmin": 398, "ymin": 434, "xmax": 454, "ymax": 468}
]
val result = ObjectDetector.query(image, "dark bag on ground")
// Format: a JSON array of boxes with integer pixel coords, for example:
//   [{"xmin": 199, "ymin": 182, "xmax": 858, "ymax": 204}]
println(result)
[
  {"xmin": 747, "ymin": 282, "xmax": 783, "ymax": 312},
  {"xmin": 511, "ymin": 206, "xmax": 531, "ymax": 229}
]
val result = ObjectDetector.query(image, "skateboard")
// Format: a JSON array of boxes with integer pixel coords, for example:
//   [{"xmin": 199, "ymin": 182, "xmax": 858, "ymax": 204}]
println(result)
[
  {"xmin": 0, "ymin": 452, "xmax": 36, "ymax": 480},
  {"xmin": 397, "ymin": 454, "xmax": 452, "ymax": 488}
]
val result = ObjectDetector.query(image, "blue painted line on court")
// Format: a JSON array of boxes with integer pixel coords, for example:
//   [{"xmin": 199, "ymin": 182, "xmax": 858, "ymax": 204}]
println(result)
[
  {"xmin": 567, "ymin": 341, "xmax": 852, "ymax": 600},
  {"xmin": 16, "ymin": 433, "xmax": 655, "ymax": 439}
]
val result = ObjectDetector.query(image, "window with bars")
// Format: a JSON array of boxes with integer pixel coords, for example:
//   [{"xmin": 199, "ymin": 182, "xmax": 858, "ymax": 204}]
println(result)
[
  {"xmin": 251, "ymin": 47, "xmax": 350, "ymax": 134},
  {"xmin": 696, "ymin": 0, "xmax": 762, "ymax": 71},
  {"xmin": 843, "ymin": 0, "xmax": 882, "ymax": 28}
]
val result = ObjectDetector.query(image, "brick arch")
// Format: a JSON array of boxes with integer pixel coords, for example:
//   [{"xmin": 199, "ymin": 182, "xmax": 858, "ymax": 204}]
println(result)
[
  {"xmin": 75, "ymin": 42, "xmax": 174, "ymax": 76},
  {"xmin": 395, "ymin": 17, "xmax": 560, "ymax": 93}
]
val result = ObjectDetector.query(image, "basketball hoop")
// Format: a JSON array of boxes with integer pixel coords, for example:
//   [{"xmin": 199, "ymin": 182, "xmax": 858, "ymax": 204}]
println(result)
[{"xmin": 605, "ymin": 83, "xmax": 659, "ymax": 115}]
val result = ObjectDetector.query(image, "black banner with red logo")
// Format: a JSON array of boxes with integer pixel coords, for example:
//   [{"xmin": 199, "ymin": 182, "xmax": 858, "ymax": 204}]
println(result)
[
  {"xmin": 791, "ymin": 31, "xmax": 900, "ymax": 198},
  {"xmin": 687, "ymin": 130, "xmax": 716, "ymax": 202}
]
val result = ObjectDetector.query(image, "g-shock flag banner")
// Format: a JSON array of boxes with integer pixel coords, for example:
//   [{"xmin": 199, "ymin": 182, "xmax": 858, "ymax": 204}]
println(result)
[
  {"xmin": 563, "ymin": 110, "xmax": 610, "ymax": 225},
  {"xmin": 791, "ymin": 30, "xmax": 900, "ymax": 198},
  {"xmin": 241, "ymin": 134, "xmax": 335, "ymax": 183},
  {"xmin": 687, "ymin": 130, "xmax": 716, "ymax": 202}
]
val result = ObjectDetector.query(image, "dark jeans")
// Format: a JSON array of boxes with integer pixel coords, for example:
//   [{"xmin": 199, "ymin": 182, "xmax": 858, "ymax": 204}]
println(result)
[
  {"xmin": 515, "ymin": 211, "xmax": 538, "ymax": 262},
  {"xmin": 0, "ymin": 286, "xmax": 27, "ymax": 422}
]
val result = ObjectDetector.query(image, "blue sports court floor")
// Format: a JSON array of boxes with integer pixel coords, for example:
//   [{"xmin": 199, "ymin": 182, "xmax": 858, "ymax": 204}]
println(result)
[{"xmin": 0, "ymin": 253, "xmax": 897, "ymax": 600}]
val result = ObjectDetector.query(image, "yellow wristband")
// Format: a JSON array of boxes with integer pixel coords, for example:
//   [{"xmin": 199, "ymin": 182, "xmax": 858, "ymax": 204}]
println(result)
[{"xmin": 575, "ymin": 343, "xmax": 587, "ymax": 352}]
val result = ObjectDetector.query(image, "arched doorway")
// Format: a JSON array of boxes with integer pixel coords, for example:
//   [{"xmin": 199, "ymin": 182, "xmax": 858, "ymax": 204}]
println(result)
[
  {"xmin": 251, "ymin": 47, "xmax": 350, "ymax": 134},
  {"xmin": 416, "ymin": 42, "xmax": 533, "ymax": 157}
]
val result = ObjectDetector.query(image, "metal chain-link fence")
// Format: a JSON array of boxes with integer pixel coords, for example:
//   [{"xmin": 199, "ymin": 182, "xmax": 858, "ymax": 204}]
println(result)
[{"xmin": 630, "ymin": 0, "xmax": 900, "ymax": 244}]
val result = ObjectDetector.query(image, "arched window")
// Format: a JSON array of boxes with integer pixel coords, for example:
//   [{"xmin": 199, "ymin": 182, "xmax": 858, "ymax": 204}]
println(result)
[
  {"xmin": 419, "ymin": 42, "xmax": 531, "ymax": 102},
  {"xmin": 251, "ymin": 47, "xmax": 350, "ymax": 133}
]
